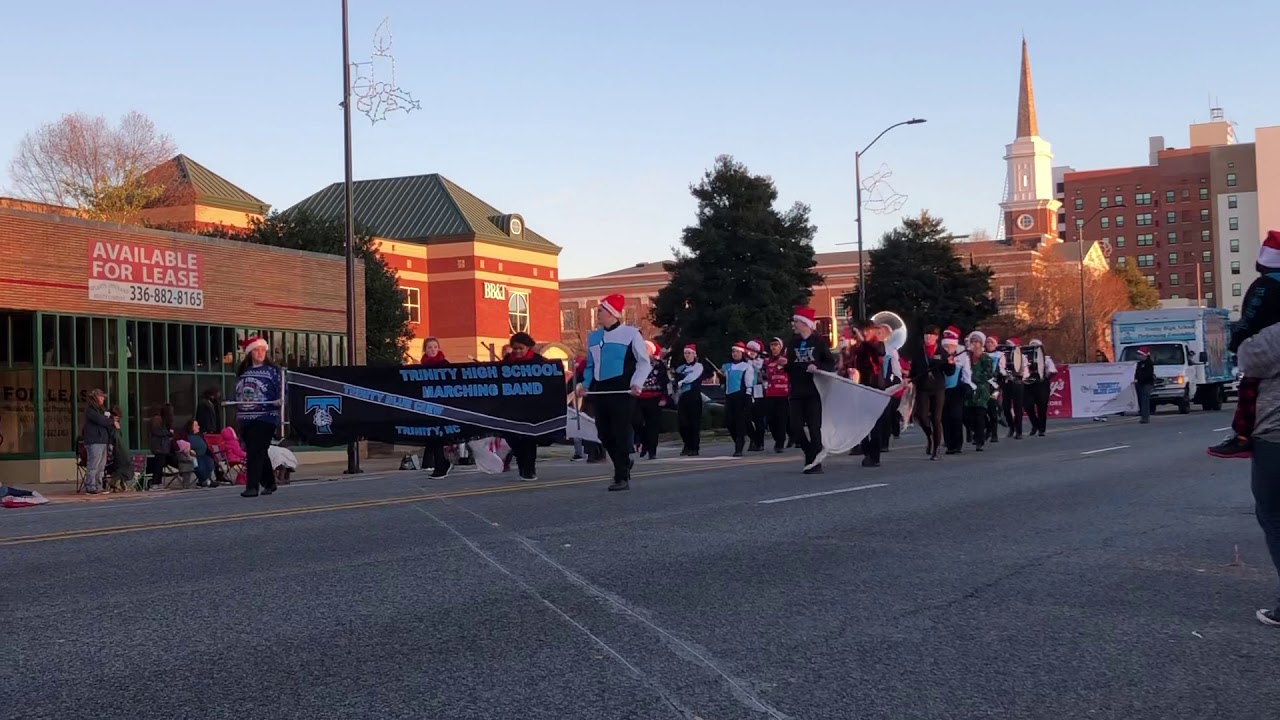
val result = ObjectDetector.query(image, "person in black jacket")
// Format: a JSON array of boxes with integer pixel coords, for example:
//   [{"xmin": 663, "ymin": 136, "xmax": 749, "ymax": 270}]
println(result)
[
  {"xmin": 503, "ymin": 332, "xmax": 546, "ymax": 481},
  {"xmin": 1134, "ymin": 347, "xmax": 1156, "ymax": 424},
  {"xmin": 195, "ymin": 387, "xmax": 223, "ymax": 434},
  {"xmin": 786, "ymin": 307, "xmax": 837, "ymax": 474},
  {"xmin": 910, "ymin": 325, "xmax": 955, "ymax": 461},
  {"xmin": 80, "ymin": 388, "xmax": 113, "ymax": 494}
]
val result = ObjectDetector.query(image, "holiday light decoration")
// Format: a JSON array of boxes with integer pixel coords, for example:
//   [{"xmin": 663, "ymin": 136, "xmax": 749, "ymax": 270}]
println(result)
[
  {"xmin": 350, "ymin": 18, "xmax": 421, "ymax": 124},
  {"xmin": 860, "ymin": 163, "xmax": 908, "ymax": 215}
]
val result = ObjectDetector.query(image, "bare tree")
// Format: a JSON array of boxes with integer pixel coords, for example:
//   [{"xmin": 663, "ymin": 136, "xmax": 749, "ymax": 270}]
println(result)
[
  {"xmin": 8, "ymin": 111, "xmax": 176, "ymax": 222},
  {"xmin": 1007, "ymin": 265, "xmax": 1135, "ymax": 363}
]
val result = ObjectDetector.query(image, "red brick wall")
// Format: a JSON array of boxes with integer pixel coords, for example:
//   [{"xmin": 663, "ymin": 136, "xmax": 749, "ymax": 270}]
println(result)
[{"xmin": 0, "ymin": 209, "xmax": 365, "ymax": 356}]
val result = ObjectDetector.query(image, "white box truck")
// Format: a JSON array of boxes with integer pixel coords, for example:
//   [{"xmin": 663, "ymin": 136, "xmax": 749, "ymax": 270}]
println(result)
[{"xmin": 1111, "ymin": 307, "xmax": 1234, "ymax": 414}]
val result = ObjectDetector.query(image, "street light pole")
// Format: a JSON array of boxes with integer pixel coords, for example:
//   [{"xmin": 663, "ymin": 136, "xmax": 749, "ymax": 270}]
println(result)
[
  {"xmin": 340, "ymin": 0, "xmax": 361, "ymax": 474},
  {"xmin": 854, "ymin": 118, "xmax": 926, "ymax": 322}
]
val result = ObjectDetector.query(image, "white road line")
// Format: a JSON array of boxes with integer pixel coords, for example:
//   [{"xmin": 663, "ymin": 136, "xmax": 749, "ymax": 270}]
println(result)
[
  {"xmin": 1213, "ymin": 426, "xmax": 1232, "ymax": 432},
  {"xmin": 758, "ymin": 483, "xmax": 889, "ymax": 505},
  {"xmin": 1081, "ymin": 445, "xmax": 1130, "ymax": 455}
]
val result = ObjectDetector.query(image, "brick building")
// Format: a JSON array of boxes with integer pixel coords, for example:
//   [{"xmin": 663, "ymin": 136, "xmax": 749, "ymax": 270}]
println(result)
[
  {"xmin": 287, "ymin": 175, "xmax": 567, "ymax": 365},
  {"xmin": 137, "ymin": 154, "xmax": 271, "ymax": 233},
  {"xmin": 0, "ymin": 207, "xmax": 363, "ymax": 483}
]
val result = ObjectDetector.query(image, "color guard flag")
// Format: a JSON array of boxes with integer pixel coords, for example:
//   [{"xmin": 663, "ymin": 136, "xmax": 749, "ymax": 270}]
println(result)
[{"xmin": 810, "ymin": 370, "xmax": 894, "ymax": 465}]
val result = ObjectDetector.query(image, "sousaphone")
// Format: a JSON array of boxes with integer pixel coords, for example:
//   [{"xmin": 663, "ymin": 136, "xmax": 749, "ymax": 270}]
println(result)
[{"xmin": 870, "ymin": 310, "xmax": 908, "ymax": 356}]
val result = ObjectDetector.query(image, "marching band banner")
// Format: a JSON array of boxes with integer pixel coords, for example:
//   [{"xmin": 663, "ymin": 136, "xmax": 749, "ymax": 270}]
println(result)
[
  {"xmin": 812, "ymin": 370, "xmax": 894, "ymax": 454},
  {"xmin": 287, "ymin": 362, "xmax": 567, "ymax": 446},
  {"xmin": 1047, "ymin": 362, "xmax": 1139, "ymax": 419}
]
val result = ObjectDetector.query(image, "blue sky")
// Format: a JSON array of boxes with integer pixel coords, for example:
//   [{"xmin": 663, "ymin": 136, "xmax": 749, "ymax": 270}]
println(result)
[{"xmin": 2, "ymin": 0, "xmax": 1276, "ymax": 278}]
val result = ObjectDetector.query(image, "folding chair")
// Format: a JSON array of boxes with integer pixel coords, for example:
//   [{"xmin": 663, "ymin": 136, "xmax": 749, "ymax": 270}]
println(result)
[{"xmin": 75, "ymin": 440, "xmax": 89, "ymax": 493}]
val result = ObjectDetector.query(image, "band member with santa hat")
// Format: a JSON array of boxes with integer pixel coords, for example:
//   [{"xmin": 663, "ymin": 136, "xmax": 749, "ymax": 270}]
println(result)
[
  {"xmin": 762, "ymin": 337, "xmax": 791, "ymax": 453},
  {"xmin": 1001, "ymin": 337, "xmax": 1030, "ymax": 439},
  {"xmin": 633, "ymin": 340, "xmax": 669, "ymax": 460},
  {"xmin": 577, "ymin": 294, "xmax": 652, "ymax": 491},
  {"xmin": 785, "ymin": 307, "xmax": 837, "ymax": 473},
  {"xmin": 673, "ymin": 345, "xmax": 705, "ymax": 456},
  {"xmin": 719, "ymin": 342, "xmax": 756, "ymax": 457},
  {"xmin": 745, "ymin": 339, "xmax": 768, "ymax": 452},
  {"xmin": 940, "ymin": 326, "xmax": 970, "ymax": 455},
  {"xmin": 234, "ymin": 335, "xmax": 282, "ymax": 498}
]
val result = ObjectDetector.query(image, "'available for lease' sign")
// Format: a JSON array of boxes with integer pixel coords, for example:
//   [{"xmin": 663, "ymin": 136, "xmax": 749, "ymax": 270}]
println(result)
[{"xmin": 87, "ymin": 240, "xmax": 205, "ymax": 309}]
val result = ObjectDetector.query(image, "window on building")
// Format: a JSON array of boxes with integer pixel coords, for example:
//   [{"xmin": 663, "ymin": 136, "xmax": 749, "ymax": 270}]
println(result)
[
  {"xmin": 1169, "ymin": 273, "xmax": 1180, "ymax": 286},
  {"xmin": 1231, "ymin": 260, "xmax": 1241, "ymax": 275},
  {"xmin": 1145, "ymin": 275, "xmax": 1157, "ymax": 287},
  {"xmin": 1115, "ymin": 215, "xmax": 1126, "ymax": 228},
  {"xmin": 560, "ymin": 309, "xmax": 577, "ymax": 331},
  {"xmin": 1100, "ymin": 217, "xmax": 1110, "ymax": 229},
  {"xmin": 1074, "ymin": 198, "xmax": 1083, "ymax": 210},
  {"xmin": 1166, "ymin": 211, "xmax": 1177, "ymax": 224},
  {"xmin": 1057, "ymin": 182, "xmax": 1066, "ymax": 194},
  {"xmin": 1199, "ymin": 188, "xmax": 1209, "ymax": 200},
  {"xmin": 399, "ymin": 287, "xmax": 420, "ymax": 324},
  {"xmin": 1203, "ymin": 271, "xmax": 1213, "ymax": 284},
  {"xmin": 1232, "ymin": 283, "xmax": 1243, "ymax": 297},
  {"xmin": 1228, "ymin": 195, "xmax": 1238, "ymax": 209},
  {"xmin": 1168, "ymin": 253, "xmax": 1179, "ymax": 266},
  {"xmin": 508, "ymin": 291, "xmax": 530, "ymax": 334},
  {"xmin": 999, "ymin": 285, "xmax": 1017, "ymax": 304},
  {"xmin": 1182, "ymin": 189, "xmax": 1191, "ymax": 200},
  {"xmin": 1166, "ymin": 231, "xmax": 1178, "ymax": 244},
  {"xmin": 1165, "ymin": 190, "xmax": 1176, "ymax": 203},
  {"xmin": 1230, "ymin": 238, "xmax": 1240, "ymax": 252},
  {"xmin": 1200, "ymin": 209, "xmax": 1210, "ymax": 222},
  {"xmin": 1136, "ymin": 213, "xmax": 1153, "ymax": 226},
  {"xmin": 1116, "ymin": 256, "xmax": 1128, "ymax": 268},
  {"xmin": 1137, "ymin": 254, "xmax": 1155, "ymax": 268},
  {"xmin": 1115, "ymin": 195, "xmax": 1124, "ymax": 206},
  {"xmin": 1201, "ymin": 230, "xmax": 1212, "ymax": 242},
  {"xmin": 1228, "ymin": 217, "xmax": 1239, "ymax": 231},
  {"xmin": 1099, "ymin": 196, "xmax": 1109, "ymax": 209},
  {"xmin": 1227, "ymin": 173, "xmax": 1237, "ymax": 187},
  {"xmin": 1115, "ymin": 236, "xmax": 1126, "ymax": 248},
  {"xmin": 1171, "ymin": 294, "xmax": 1181, "ymax": 299},
  {"xmin": 1134, "ymin": 192, "xmax": 1152, "ymax": 206},
  {"xmin": 1202, "ymin": 250, "xmax": 1212, "ymax": 264},
  {"xmin": 1075, "ymin": 218, "xmax": 1084, "ymax": 229},
  {"xmin": 1136, "ymin": 233, "xmax": 1154, "ymax": 246},
  {"xmin": 1206, "ymin": 291, "xmax": 1215, "ymax": 301}
]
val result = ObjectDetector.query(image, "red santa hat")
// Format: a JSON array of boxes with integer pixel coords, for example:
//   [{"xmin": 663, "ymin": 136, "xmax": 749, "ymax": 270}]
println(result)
[
  {"xmin": 1008, "ymin": 337, "xmax": 1021, "ymax": 346},
  {"xmin": 943, "ymin": 326, "xmax": 961, "ymax": 341},
  {"xmin": 986, "ymin": 334, "xmax": 999, "ymax": 344},
  {"xmin": 1260, "ymin": 230, "xmax": 1280, "ymax": 270},
  {"xmin": 684, "ymin": 344, "xmax": 697, "ymax": 353},
  {"xmin": 730, "ymin": 341, "xmax": 748, "ymax": 354},
  {"xmin": 241, "ymin": 335, "xmax": 268, "ymax": 355},
  {"xmin": 1137, "ymin": 346, "xmax": 1150, "ymax": 356},
  {"xmin": 793, "ymin": 307, "xmax": 817, "ymax": 329},
  {"xmin": 746, "ymin": 339, "xmax": 763, "ymax": 353},
  {"xmin": 599, "ymin": 294, "xmax": 625, "ymax": 319}
]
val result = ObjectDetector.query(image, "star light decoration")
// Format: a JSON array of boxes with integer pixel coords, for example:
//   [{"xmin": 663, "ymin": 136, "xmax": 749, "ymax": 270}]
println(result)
[
  {"xmin": 350, "ymin": 18, "xmax": 421, "ymax": 124},
  {"xmin": 861, "ymin": 163, "xmax": 908, "ymax": 215}
]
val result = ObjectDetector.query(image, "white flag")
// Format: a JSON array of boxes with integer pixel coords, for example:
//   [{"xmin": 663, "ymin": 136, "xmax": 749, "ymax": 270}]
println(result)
[
  {"xmin": 811, "ymin": 370, "xmax": 893, "ymax": 457},
  {"xmin": 565, "ymin": 406, "xmax": 600, "ymax": 444}
]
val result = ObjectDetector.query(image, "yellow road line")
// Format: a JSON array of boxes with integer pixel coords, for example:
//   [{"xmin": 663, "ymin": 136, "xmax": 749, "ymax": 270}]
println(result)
[{"xmin": 2, "ymin": 457, "xmax": 791, "ymax": 547}]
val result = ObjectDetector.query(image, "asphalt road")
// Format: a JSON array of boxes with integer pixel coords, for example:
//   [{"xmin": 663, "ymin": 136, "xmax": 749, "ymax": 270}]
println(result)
[{"xmin": 4, "ymin": 409, "xmax": 1277, "ymax": 720}]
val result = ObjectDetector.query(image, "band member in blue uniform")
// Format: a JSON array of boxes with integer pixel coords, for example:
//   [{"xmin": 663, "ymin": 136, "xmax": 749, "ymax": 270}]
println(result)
[
  {"xmin": 577, "ymin": 294, "xmax": 652, "ymax": 492},
  {"xmin": 721, "ymin": 342, "xmax": 757, "ymax": 457}
]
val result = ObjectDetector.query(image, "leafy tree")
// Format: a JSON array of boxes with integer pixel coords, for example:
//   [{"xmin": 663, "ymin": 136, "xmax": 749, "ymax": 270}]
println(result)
[
  {"xmin": 846, "ymin": 211, "xmax": 997, "ymax": 334},
  {"xmin": 199, "ymin": 210, "xmax": 412, "ymax": 365},
  {"xmin": 7, "ymin": 111, "xmax": 176, "ymax": 222},
  {"xmin": 652, "ymin": 155, "xmax": 821, "ymax": 355},
  {"xmin": 1113, "ymin": 261, "xmax": 1162, "ymax": 310}
]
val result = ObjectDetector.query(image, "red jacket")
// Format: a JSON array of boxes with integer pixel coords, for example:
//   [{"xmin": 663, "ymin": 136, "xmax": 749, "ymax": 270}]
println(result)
[
  {"xmin": 763, "ymin": 355, "xmax": 790, "ymax": 398},
  {"xmin": 420, "ymin": 351, "xmax": 449, "ymax": 366}
]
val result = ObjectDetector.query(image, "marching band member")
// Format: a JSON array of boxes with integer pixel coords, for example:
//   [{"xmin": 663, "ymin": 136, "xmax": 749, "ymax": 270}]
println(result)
[
  {"xmin": 941, "ymin": 326, "xmax": 970, "ymax": 456},
  {"xmin": 763, "ymin": 337, "xmax": 791, "ymax": 453},
  {"xmin": 746, "ymin": 339, "xmax": 768, "ymax": 452},
  {"xmin": 786, "ymin": 307, "xmax": 836, "ymax": 474},
  {"xmin": 674, "ymin": 345, "xmax": 705, "ymax": 456},
  {"xmin": 911, "ymin": 324, "xmax": 953, "ymax": 461},
  {"xmin": 721, "ymin": 342, "xmax": 756, "ymax": 457},
  {"xmin": 503, "ymin": 333, "xmax": 546, "ymax": 481},
  {"xmin": 1023, "ymin": 339, "xmax": 1057, "ymax": 437},
  {"xmin": 1002, "ymin": 337, "xmax": 1030, "ymax": 439},
  {"xmin": 851, "ymin": 319, "xmax": 889, "ymax": 468},
  {"xmin": 578, "ymin": 294, "xmax": 651, "ymax": 492},
  {"xmin": 633, "ymin": 340, "xmax": 668, "ymax": 460},
  {"xmin": 983, "ymin": 334, "xmax": 1005, "ymax": 444},
  {"xmin": 965, "ymin": 332, "xmax": 997, "ymax": 452}
]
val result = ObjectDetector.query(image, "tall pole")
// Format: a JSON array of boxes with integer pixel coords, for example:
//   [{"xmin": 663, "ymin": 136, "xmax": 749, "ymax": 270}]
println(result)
[
  {"xmin": 855, "ymin": 151, "xmax": 865, "ymax": 322},
  {"xmin": 341, "ymin": 0, "xmax": 361, "ymax": 474}
]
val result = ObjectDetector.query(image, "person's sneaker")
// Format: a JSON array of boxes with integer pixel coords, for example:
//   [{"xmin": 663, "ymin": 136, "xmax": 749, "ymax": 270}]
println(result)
[
  {"xmin": 1207, "ymin": 436, "xmax": 1253, "ymax": 459},
  {"xmin": 571, "ymin": 454, "xmax": 584, "ymax": 462},
  {"xmin": 240, "ymin": 490, "xmax": 259, "ymax": 498},
  {"xmin": 430, "ymin": 462, "xmax": 453, "ymax": 479},
  {"xmin": 261, "ymin": 485, "xmax": 276, "ymax": 496},
  {"xmin": 607, "ymin": 480, "xmax": 629, "ymax": 492},
  {"xmin": 861, "ymin": 457, "xmax": 880, "ymax": 468},
  {"xmin": 732, "ymin": 450, "xmax": 743, "ymax": 458},
  {"xmin": 803, "ymin": 464, "xmax": 824, "ymax": 475},
  {"xmin": 647, "ymin": 452, "xmax": 657, "ymax": 460},
  {"xmin": 519, "ymin": 473, "xmax": 537, "ymax": 482},
  {"xmin": 774, "ymin": 447, "xmax": 784, "ymax": 454},
  {"xmin": 1257, "ymin": 607, "xmax": 1280, "ymax": 627}
]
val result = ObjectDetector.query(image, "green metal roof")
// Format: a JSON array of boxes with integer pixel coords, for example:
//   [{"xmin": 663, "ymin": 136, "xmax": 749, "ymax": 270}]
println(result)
[
  {"xmin": 284, "ymin": 174, "xmax": 559, "ymax": 252},
  {"xmin": 151, "ymin": 154, "xmax": 271, "ymax": 215}
]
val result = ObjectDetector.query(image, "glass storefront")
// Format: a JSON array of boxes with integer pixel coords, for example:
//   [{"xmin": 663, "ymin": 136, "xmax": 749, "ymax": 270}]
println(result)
[{"xmin": 0, "ymin": 310, "xmax": 346, "ymax": 459}]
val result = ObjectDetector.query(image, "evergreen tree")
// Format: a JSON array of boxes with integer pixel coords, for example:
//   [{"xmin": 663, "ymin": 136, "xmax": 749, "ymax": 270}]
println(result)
[
  {"xmin": 652, "ymin": 155, "xmax": 822, "ymax": 355},
  {"xmin": 1112, "ymin": 262, "xmax": 1162, "ymax": 310},
  {"xmin": 845, "ymin": 211, "xmax": 997, "ymax": 334},
  {"xmin": 199, "ymin": 210, "xmax": 412, "ymax": 365}
]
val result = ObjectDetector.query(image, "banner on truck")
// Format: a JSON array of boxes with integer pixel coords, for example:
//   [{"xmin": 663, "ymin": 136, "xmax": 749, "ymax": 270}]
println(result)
[
  {"xmin": 286, "ymin": 362, "xmax": 567, "ymax": 446},
  {"xmin": 1047, "ymin": 362, "xmax": 1139, "ymax": 419}
]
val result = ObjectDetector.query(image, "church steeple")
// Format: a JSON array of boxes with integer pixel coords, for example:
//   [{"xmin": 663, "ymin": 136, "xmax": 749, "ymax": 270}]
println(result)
[{"xmin": 1016, "ymin": 38, "xmax": 1039, "ymax": 139}]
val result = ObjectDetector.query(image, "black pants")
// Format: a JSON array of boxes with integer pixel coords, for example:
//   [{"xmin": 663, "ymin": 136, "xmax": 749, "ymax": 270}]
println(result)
[
  {"xmin": 1002, "ymin": 382, "xmax": 1025, "ymax": 437},
  {"xmin": 750, "ymin": 396, "xmax": 769, "ymax": 449},
  {"xmin": 766, "ymin": 397, "xmax": 790, "ymax": 450},
  {"xmin": 725, "ymin": 393, "xmax": 751, "ymax": 453},
  {"xmin": 943, "ymin": 386, "xmax": 966, "ymax": 452},
  {"xmin": 595, "ymin": 393, "xmax": 636, "ymax": 481},
  {"xmin": 986, "ymin": 399, "xmax": 1001, "ymax": 440},
  {"xmin": 633, "ymin": 397, "xmax": 662, "ymax": 457},
  {"xmin": 240, "ymin": 421, "xmax": 276, "ymax": 493},
  {"xmin": 507, "ymin": 436, "xmax": 537, "ymax": 478},
  {"xmin": 677, "ymin": 391, "xmax": 703, "ymax": 453},
  {"xmin": 1024, "ymin": 382, "xmax": 1049, "ymax": 434},
  {"xmin": 860, "ymin": 407, "xmax": 889, "ymax": 463},
  {"xmin": 887, "ymin": 396, "xmax": 902, "ymax": 442},
  {"xmin": 914, "ymin": 387, "xmax": 945, "ymax": 452},
  {"xmin": 965, "ymin": 405, "xmax": 987, "ymax": 450},
  {"xmin": 421, "ymin": 440, "xmax": 447, "ymax": 471},
  {"xmin": 1253, "ymin": 439, "xmax": 1280, "ymax": 604},
  {"xmin": 788, "ymin": 394, "xmax": 823, "ymax": 464}
]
